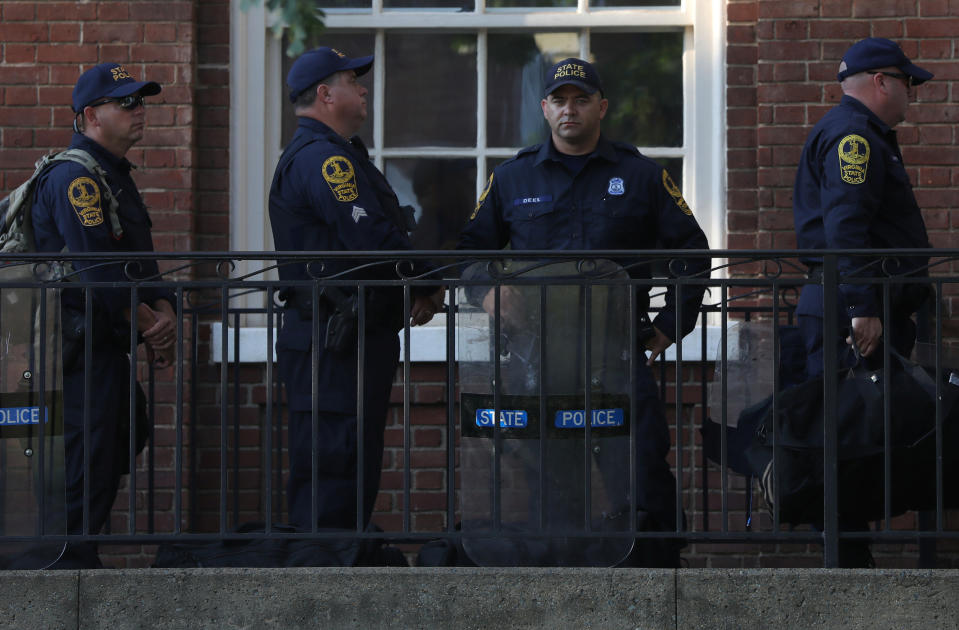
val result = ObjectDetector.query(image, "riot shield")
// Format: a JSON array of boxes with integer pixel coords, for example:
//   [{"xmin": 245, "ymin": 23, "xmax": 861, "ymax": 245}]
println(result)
[
  {"xmin": 458, "ymin": 260, "xmax": 633, "ymax": 566},
  {"xmin": 0, "ymin": 263, "xmax": 66, "ymax": 569}
]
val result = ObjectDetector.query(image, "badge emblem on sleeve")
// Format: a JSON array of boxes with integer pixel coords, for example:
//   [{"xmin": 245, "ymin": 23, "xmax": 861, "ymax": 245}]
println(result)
[
  {"xmin": 67, "ymin": 176, "xmax": 104, "ymax": 227},
  {"xmin": 662, "ymin": 170, "xmax": 693, "ymax": 216},
  {"xmin": 838, "ymin": 134, "xmax": 870, "ymax": 185},
  {"xmin": 470, "ymin": 173, "xmax": 494, "ymax": 221},
  {"xmin": 607, "ymin": 177, "xmax": 625, "ymax": 196},
  {"xmin": 322, "ymin": 155, "xmax": 359, "ymax": 202}
]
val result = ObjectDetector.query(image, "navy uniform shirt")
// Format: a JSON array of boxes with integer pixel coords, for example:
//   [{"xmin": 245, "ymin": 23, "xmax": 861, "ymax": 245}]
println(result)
[
  {"xmin": 270, "ymin": 117, "xmax": 418, "ymax": 285},
  {"xmin": 793, "ymin": 95, "xmax": 930, "ymax": 319},
  {"xmin": 31, "ymin": 133, "xmax": 173, "ymax": 324},
  {"xmin": 270, "ymin": 117, "xmax": 423, "ymax": 414},
  {"xmin": 459, "ymin": 136, "xmax": 710, "ymax": 342}
]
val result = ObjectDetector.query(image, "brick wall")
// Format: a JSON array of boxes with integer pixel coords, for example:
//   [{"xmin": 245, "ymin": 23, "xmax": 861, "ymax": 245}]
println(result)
[{"xmin": 195, "ymin": 0, "xmax": 230, "ymax": 252}]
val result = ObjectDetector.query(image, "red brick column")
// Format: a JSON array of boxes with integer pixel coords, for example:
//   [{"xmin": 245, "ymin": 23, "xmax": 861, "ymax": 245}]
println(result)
[{"xmin": 0, "ymin": 0, "xmax": 206, "ymax": 567}]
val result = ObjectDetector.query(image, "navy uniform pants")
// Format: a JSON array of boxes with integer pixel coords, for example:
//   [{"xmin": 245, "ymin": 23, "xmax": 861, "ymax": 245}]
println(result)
[
  {"xmin": 277, "ymin": 310, "xmax": 399, "ymax": 531},
  {"xmin": 797, "ymin": 286, "xmax": 917, "ymax": 567},
  {"xmin": 43, "ymin": 341, "xmax": 133, "ymax": 568}
]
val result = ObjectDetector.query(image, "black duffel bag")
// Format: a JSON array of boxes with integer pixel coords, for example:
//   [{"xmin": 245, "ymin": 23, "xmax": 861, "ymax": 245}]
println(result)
[{"xmin": 745, "ymin": 350, "xmax": 959, "ymax": 525}]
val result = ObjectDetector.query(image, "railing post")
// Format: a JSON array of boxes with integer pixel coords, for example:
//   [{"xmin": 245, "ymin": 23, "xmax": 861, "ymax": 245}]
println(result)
[{"xmin": 821, "ymin": 253, "xmax": 840, "ymax": 568}]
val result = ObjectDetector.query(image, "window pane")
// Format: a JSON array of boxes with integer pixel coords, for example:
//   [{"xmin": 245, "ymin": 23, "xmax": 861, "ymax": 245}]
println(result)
[
  {"xmin": 487, "ymin": 32, "xmax": 578, "ymax": 148},
  {"xmin": 490, "ymin": 0, "xmax": 678, "ymax": 6},
  {"xmin": 385, "ymin": 0, "xmax": 475, "ymax": 7},
  {"xmin": 280, "ymin": 33, "xmax": 376, "ymax": 147},
  {"xmin": 385, "ymin": 158, "xmax": 477, "ymax": 249},
  {"xmin": 590, "ymin": 31, "xmax": 683, "ymax": 147},
  {"xmin": 592, "ymin": 0, "xmax": 680, "ymax": 5},
  {"xmin": 317, "ymin": 1, "xmax": 370, "ymax": 8},
  {"xmin": 385, "ymin": 33, "xmax": 477, "ymax": 147},
  {"xmin": 489, "ymin": 0, "xmax": 574, "ymax": 6}
]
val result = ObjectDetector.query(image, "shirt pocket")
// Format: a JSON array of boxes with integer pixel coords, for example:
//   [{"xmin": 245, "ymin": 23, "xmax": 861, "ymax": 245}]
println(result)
[
  {"xmin": 590, "ymin": 194, "xmax": 652, "ymax": 245},
  {"xmin": 507, "ymin": 198, "xmax": 562, "ymax": 246}
]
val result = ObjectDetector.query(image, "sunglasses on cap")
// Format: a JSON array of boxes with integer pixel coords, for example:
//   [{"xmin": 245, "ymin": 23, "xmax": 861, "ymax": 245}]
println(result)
[{"xmin": 88, "ymin": 94, "xmax": 145, "ymax": 110}]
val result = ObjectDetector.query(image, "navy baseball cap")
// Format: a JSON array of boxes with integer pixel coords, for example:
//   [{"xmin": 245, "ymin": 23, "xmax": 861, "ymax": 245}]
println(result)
[
  {"xmin": 287, "ymin": 46, "xmax": 374, "ymax": 103},
  {"xmin": 544, "ymin": 58, "xmax": 604, "ymax": 97},
  {"xmin": 836, "ymin": 37, "xmax": 933, "ymax": 85},
  {"xmin": 71, "ymin": 63, "xmax": 161, "ymax": 113}
]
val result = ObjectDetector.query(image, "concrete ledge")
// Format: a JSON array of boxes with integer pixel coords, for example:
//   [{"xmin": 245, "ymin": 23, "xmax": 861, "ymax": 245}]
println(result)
[
  {"xmin": 3, "ymin": 568, "xmax": 958, "ymax": 629},
  {"xmin": 677, "ymin": 569, "xmax": 959, "ymax": 629},
  {"xmin": 0, "ymin": 571, "xmax": 76, "ymax": 630}
]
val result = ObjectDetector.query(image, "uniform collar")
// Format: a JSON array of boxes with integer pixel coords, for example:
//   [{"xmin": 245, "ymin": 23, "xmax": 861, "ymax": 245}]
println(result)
[
  {"xmin": 534, "ymin": 134, "xmax": 619, "ymax": 166},
  {"xmin": 70, "ymin": 133, "xmax": 134, "ymax": 174},
  {"xmin": 840, "ymin": 94, "xmax": 893, "ymax": 136},
  {"xmin": 296, "ymin": 116, "xmax": 350, "ymax": 144}
]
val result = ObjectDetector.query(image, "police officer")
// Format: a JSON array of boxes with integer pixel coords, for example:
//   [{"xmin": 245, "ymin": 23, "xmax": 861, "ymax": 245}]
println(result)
[
  {"xmin": 792, "ymin": 38, "xmax": 933, "ymax": 567},
  {"xmin": 269, "ymin": 47, "xmax": 440, "ymax": 532},
  {"xmin": 458, "ymin": 58, "xmax": 710, "ymax": 566},
  {"xmin": 31, "ymin": 63, "xmax": 176, "ymax": 568}
]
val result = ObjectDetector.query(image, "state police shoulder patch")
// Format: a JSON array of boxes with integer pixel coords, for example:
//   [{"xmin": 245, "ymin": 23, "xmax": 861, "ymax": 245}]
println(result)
[
  {"xmin": 662, "ymin": 170, "xmax": 692, "ymax": 216},
  {"xmin": 470, "ymin": 173, "xmax": 494, "ymax": 221},
  {"xmin": 67, "ymin": 176, "xmax": 104, "ymax": 227},
  {"xmin": 837, "ymin": 134, "xmax": 870, "ymax": 185},
  {"xmin": 322, "ymin": 155, "xmax": 359, "ymax": 202}
]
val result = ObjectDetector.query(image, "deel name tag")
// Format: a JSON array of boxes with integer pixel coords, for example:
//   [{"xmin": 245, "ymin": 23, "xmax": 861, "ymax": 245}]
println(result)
[
  {"xmin": 0, "ymin": 406, "xmax": 46, "ymax": 426},
  {"xmin": 554, "ymin": 408, "xmax": 624, "ymax": 429},
  {"xmin": 475, "ymin": 409, "xmax": 528, "ymax": 429}
]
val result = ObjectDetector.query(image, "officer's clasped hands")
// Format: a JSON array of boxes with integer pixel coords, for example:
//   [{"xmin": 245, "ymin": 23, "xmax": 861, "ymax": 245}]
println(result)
[{"xmin": 139, "ymin": 303, "xmax": 177, "ymax": 367}]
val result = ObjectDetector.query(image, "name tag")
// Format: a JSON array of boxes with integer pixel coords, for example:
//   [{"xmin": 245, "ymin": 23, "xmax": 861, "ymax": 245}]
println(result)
[
  {"xmin": 512, "ymin": 195, "xmax": 553, "ymax": 206},
  {"xmin": 554, "ymin": 408, "xmax": 624, "ymax": 429},
  {"xmin": 0, "ymin": 406, "xmax": 46, "ymax": 426},
  {"xmin": 476, "ymin": 409, "xmax": 528, "ymax": 429}
]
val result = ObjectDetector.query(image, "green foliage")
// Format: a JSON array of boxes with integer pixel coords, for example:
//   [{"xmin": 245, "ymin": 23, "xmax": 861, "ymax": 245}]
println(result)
[{"xmin": 239, "ymin": 0, "xmax": 326, "ymax": 57}]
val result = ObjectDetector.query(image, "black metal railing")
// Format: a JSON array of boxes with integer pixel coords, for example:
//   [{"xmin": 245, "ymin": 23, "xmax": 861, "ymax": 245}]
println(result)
[{"xmin": 0, "ymin": 250, "xmax": 956, "ymax": 568}]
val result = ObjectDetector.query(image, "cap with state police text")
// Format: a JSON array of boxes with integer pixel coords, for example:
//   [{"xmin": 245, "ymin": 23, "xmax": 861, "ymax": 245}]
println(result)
[
  {"xmin": 544, "ymin": 58, "xmax": 604, "ymax": 97},
  {"xmin": 836, "ymin": 37, "xmax": 933, "ymax": 85},
  {"xmin": 287, "ymin": 47, "xmax": 374, "ymax": 103},
  {"xmin": 72, "ymin": 63, "xmax": 161, "ymax": 113}
]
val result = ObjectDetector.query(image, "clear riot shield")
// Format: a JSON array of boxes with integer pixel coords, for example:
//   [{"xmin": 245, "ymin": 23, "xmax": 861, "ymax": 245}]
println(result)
[
  {"xmin": 0, "ymin": 263, "xmax": 66, "ymax": 569},
  {"xmin": 458, "ymin": 260, "xmax": 633, "ymax": 567}
]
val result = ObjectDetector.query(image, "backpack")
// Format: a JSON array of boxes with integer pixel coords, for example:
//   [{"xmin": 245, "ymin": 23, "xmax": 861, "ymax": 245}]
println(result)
[{"xmin": 0, "ymin": 148, "xmax": 123, "ymax": 255}]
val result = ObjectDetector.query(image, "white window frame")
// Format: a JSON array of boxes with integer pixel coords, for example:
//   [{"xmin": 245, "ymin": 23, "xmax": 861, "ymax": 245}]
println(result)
[{"xmin": 228, "ymin": 0, "xmax": 726, "ymax": 362}]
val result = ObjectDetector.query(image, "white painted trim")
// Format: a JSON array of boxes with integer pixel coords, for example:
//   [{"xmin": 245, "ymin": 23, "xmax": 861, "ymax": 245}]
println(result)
[
  {"xmin": 230, "ymin": 1, "xmax": 267, "ymax": 278},
  {"xmin": 690, "ymin": 0, "xmax": 728, "ymax": 255},
  {"xmin": 208, "ymin": 321, "xmax": 734, "ymax": 365},
  {"xmin": 230, "ymin": 0, "xmax": 283, "ymax": 321},
  {"xmin": 321, "ymin": 8, "xmax": 692, "ymax": 30}
]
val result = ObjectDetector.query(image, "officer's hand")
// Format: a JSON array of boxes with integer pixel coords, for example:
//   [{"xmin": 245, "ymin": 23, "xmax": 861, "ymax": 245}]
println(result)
[
  {"xmin": 848, "ymin": 316, "xmax": 883, "ymax": 357},
  {"xmin": 481, "ymin": 286, "xmax": 527, "ymax": 332},
  {"xmin": 142, "ymin": 306, "xmax": 176, "ymax": 351},
  {"xmin": 429, "ymin": 287, "xmax": 446, "ymax": 311},
  {"xmin": 145, "ymin": 344, "xmax": 174, "ymax": 369},
  {"xmin": 411, "ymin": 292, "xmax": 442, "ymax": 327},
  {"xmin": 644, "ymin": 326, "xmax": 673, "ymax": 367}
]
